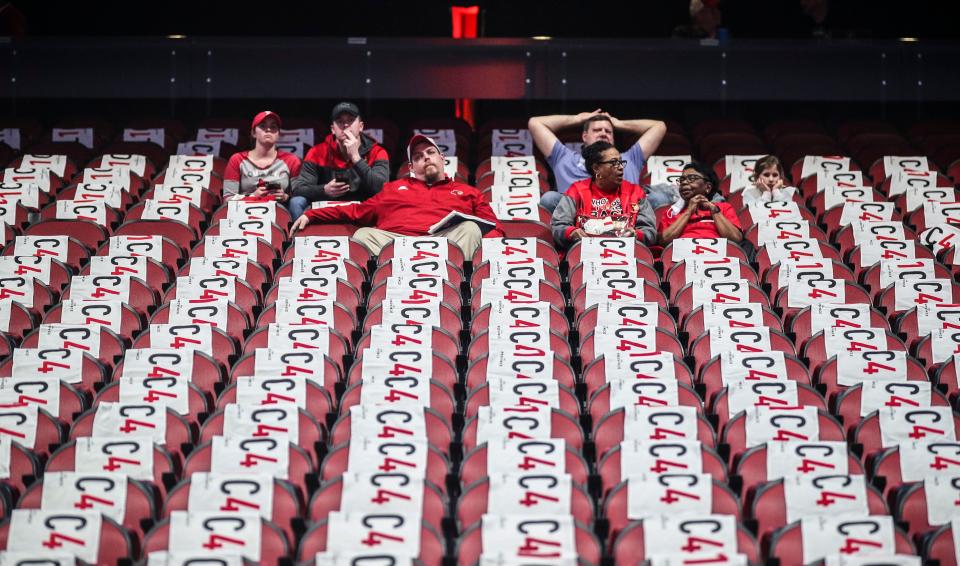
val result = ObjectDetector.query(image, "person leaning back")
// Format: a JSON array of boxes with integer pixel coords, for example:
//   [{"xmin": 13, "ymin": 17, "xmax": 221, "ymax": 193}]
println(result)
[{"xmin": 292, "ymin": 134, "xmax": 503, "ymax": 258}]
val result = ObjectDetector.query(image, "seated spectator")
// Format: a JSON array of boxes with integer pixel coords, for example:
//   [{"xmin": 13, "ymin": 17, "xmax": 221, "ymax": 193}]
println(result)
[
  {"xmin": 551, "ymin": 142, "xmax": 657, "ymax": 249},
  {"xmin": 740, "ymin": 154, "xmax": 798, "ymax": 204},
  {"xmin": 292, "ymin": 135, "xmax": 502, "ymax": 257},
  {"xmin": 291, "ymin": 101, "xmax": 389, "ymax": 207},
  {"xmin": 223, "ymin": 110, "xmax": 307, "ymax": 217},
  {"xmin": 528, "ymin": 109, "xmax": 668, "ymax": 212},
  {"xmin": 658, "ymin": 162, "xmax": 742, "ymax": 244}
]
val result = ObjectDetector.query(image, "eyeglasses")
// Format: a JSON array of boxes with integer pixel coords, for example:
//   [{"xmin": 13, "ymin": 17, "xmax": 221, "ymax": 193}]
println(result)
[
  {"xmin": 677, "ymin": 174, "xmax": 706, "ymax": 184},
  {"xmin": 598, "ymin": 159, "xmax": 627, "ymax": 168},
  {"xmin": 256, "ymin": 123, "xmax": 280, "ymax": 132}
]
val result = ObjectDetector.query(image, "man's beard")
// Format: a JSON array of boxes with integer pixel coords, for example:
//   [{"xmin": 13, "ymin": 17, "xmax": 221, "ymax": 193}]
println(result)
[{"xmin": 423, "ymin": 165, "xmax": 442, "ymax": 184}]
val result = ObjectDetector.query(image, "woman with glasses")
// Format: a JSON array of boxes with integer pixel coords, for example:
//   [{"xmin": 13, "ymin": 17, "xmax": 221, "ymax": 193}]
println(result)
[
  {"xmin": 658, "ymin": 161, "xmax": 742, "ymax": 244},
  {"xmin": 551, "ymin": 141, "xmax": 657, "ymax": 249},
  {"xmin": 223, "ymin": 110, "xmax": 308, "ymax": 218}
]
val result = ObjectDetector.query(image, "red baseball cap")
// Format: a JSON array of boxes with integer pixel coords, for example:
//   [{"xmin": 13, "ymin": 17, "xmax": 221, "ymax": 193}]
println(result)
[
  {"xmin": 251, "ymin": 110, "xmax": 282, "ymax": 130},
  {"xmin": 407, "ymin": 134, "xmax": 442, "ymax": 162}
]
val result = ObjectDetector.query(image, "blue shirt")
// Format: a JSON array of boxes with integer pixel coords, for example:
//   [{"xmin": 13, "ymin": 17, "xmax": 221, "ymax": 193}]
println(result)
[{"xmin": 547, "ymin": 140, "xmax": 646, "ymax": 194}]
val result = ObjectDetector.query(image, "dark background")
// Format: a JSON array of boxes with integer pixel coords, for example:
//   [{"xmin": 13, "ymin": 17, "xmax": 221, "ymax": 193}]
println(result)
[{"xmin": 6, "ymin": 0, "xmax": 960, "ymax": 40}]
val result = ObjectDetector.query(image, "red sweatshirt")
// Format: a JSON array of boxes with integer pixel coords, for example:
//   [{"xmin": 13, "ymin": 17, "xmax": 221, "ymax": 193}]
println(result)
[{"xmin": 304, "ymin": 176, "xmax": 504, "ymax": 237}]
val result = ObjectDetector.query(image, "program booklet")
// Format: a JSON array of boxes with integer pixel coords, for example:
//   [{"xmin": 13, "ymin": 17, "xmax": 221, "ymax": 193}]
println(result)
[{"xmin": 427, "ymin": 210, "xmax": 498, "ymax": 235}]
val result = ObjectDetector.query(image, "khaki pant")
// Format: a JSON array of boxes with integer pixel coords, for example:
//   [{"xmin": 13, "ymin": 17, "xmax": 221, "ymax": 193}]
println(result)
[{"xmin": 353, "ymin": 221, "xmax": 483, "ymax": 257}]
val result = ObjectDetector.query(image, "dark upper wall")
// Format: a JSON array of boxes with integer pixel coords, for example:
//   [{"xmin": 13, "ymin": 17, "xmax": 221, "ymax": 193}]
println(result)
[
  {"xmin": 9, "ymin": 0, "xmax": 960, "ymax": 40},
  {"xmin": 1, "ymin": 37, "xmax": 959, "ymax": 102}
]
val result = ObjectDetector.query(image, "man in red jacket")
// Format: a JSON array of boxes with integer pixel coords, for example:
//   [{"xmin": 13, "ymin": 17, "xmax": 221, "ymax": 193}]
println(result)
[{"xmin": 292, "ymin": 134, "xmax": 503, "ymax": 257}]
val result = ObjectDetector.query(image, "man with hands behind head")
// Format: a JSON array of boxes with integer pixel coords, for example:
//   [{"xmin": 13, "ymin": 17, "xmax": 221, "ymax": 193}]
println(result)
[
  {"xmin": 291, "ymin": 101, "xmax": 390, "ymax": 205},
  {"xmin": 528, "ymin": 108, "xmax": 667, "ymax": 212}
]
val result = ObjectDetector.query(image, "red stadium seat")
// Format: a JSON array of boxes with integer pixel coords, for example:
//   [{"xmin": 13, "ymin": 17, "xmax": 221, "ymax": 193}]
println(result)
[
  {"xmin": 587, "ymin": 382, "xmax": 702, "ymax": 426},
  {"xmin": 370, "ymin": 259, "xmax": 463, "ymax": 287},
  {"xmin": 361, "ymin": 302, "xmax": 460, "ymax": 335},
  {"xmin": 927, "ymin": 523, "xmax": 960, "ymax": 566},
  {"xmin": 340, "ymin": 379, "xmax": 455, "ymax": 418},
  {"xmin": 465, "ymin": 381, "xmax": 579, "ymax": 419},
  {"xmin": 750, "ymin": 478, "xmax": 888, "ymax": 541},
  {"xmin": 132, "ymin": 325, "xmax": 237, "ymax": 371},
  {"xmin": 815, "ymin": 353, "xmax": 928, "ymax": 401},
  {"xmin": 474, "ymin": 302, "xmax": 569, "ymax": 336},
  {"xmin": 464, "ymin": 354, "xmax": 577, "ymax": 391},
  {"xmin": 788, "ymin": 304, "xmax": 890, "ymax": 351},
  {"xmin": 70, "ymin": 406, "xmax": 194, "ymax": 460},
  {"xmin": 461, "ymin": 408, "xmax": 583, "ymax": 453},
  {"xmin": 710, "ymin": 382, "xmax": 826, "ymax": 431},
  {"xmin": 18, "ymin": 475, "xmax": 156, "ymax": 541},
  {"xmin": 471, "ymin": 237, "xmax": 559, "ymax": 265},
  {"xmin": 256, "ymin": 301, "xmax": 355, "ymax": 338},
  {"xmin": 46, "ymin": 439, "xmax": 177, "ymax": 497},
  {"xmin": 456, "ymin": 521, "xmax": 601, "ymax": 566},
  {"xmin": 597, "ymin": 442, "xmax": 727, "ymax": 494},
  {"xmin": 459, "ymin": 441, "xmax": 590, "ymax": 487},
  {"xmin": 143, "ymin": 516, "xmax": 290, "ymax": 564},
  {"xmin": 854, "ymin": 408, "xmax": 960, "ymax": 459},
  {"xmin": 0, "ymin": 350, "xmax": 107, "ymax": 397},
  {"xmin": 163, "ymin": 475, "xmax": 302, "ymax": 547},
  {"xmin": 458, "ymin": 477, "xmax": 593, "ymax": 529},
  {"xmin": 299, "ymin": 520, "xmax": 443, "ymax": 566},
  {"xmin": 96, "ymin": 235, "xmax": 185, "ymax": 269},
  {"xmin": 593, "ymin": 407, "xmax": 717, "ymax": 459},
  {"xmin": 0, "ymin": 513, "xmax": 132, "ymax": 565},
  {"xmin": 721, "ymin": 409, "xmax": 845, "ymax": 463},
  {"xmin": 328, "ymin": 407, "xmax": 452, "ymax": 453},
  {"xmin": 115, "ymin": 218, "xmax": 200, "ymax": 251},
  {"xmin": 346, "ymin": 350, "xmax": 455, "ymax": 391},
  {"xmin": 604, "ymin": 478, "xmax": 741, "ymax": 544},
  {"xmin": 199, "ymin": 407, "xmax": 325, "ymax": 465},
  {"xmin": 698, "ymin": 353, "xmax": 811, "ymax": 407},
  {"xmin": 682, "ymin": 304, "xmax": 782, "ymax": 341},
  {"xmin": 578, "ymin": 328, "xmax": 685, "ymax": 366},
  {"xmin": 736, "ymin": 443, "xmax": 864, "ymax": 494},
  {"xmin": 320, "ymin": 440, "xmax": 449, "ymax": 490},
  {"xmin": 26, "ymin": 218, "xmax": 110, "ymax": 251},
  {"xmin": 150, "ymin": 301, "xmax": 250, "ymax": 345},
  {"xmin": 581, "ymin": 354, "xmax": 694, "ymax": 397},
  {"xmin": 768, "ymin": 520, "xmax": 914, "ymax": 566},
  {"xmin": 309, "ymin": 475, "xmax": 447, "ymax": 531},
  {"xmin": 611, "ymin": 519, "xmax": 760, "ymax": 566}
]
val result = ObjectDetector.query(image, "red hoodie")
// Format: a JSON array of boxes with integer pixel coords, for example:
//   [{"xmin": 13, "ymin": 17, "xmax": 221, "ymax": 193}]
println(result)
[{"xmin": 305, "ymin": 176, "xmax": 504, "ymax": 237}]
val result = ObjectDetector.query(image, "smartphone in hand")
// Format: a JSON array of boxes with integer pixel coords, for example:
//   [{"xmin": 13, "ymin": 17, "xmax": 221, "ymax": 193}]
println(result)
[{"xmin": 334, "ymin": 170, "xmax": 349, "ymax": 184}]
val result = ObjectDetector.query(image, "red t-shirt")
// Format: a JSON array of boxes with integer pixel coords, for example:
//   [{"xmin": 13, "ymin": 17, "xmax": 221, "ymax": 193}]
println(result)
[
  {"xmin": 657, "ymin": 201, "xmax": 742, "ymax": 239},
  {"xmin": 561, "ymin": 178, "xmax": 647, "ymax": 240}
]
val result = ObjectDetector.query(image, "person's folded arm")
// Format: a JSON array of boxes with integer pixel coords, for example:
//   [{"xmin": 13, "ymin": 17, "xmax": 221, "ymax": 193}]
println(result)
[
  {"xmin": 634, "ymin": 197, "xmax": 658, "ymax": 245},
  {"xmin": 291, "ymin": 159, "xmax": 330, "ymax": 202},
  {"xmin": 659, "ymin": 209, "xmax": 692, "ymax": 246},
  {"xmin": 303, "ymin": 199, "xmax": 377, "ymax": 226},
  {"xmin": 612, "ymin": 117, "xmax": 668, "ymax": 160},
  {"xmin": 528, "ymin": 110, "xmax": 603, "ymax": 158},
  {"xmin": 712, "ymin": 206, "xmax": 743, "ymax": 242},
  {"xmin": 550, "ymin": 194, "xmax": 580, "ymax": 249},
  {"xmin": 352, "ymin": 155, "xmax": 389, "ymax": 199}
]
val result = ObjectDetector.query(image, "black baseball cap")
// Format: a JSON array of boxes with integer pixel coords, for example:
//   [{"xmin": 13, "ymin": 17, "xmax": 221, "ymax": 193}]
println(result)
[{"xmin": 331, "ymin": 102, "xmax": 360, "ymax": 122}]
